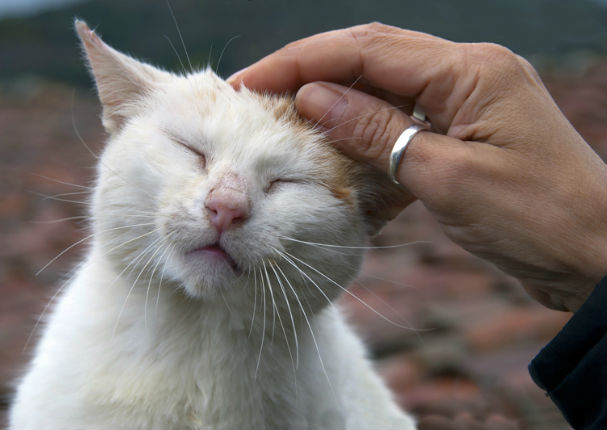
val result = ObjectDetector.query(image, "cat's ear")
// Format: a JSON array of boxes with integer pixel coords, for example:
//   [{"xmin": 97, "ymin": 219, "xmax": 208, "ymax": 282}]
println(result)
[
  {"xmin": 353, "ymin": 165, "xmax": 416, "ymax": 236},
  {"xmin": 75, "ymin": 20, "xmax": 170, "ymax": 133}
]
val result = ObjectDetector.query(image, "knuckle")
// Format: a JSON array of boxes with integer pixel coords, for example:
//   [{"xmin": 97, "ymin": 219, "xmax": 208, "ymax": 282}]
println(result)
[
  {"xmin": 428, "ymin": 146, "xmax": 477, "ymax": 204},
  {"xmin": 464, "ymin": 42, "xmax": 525, "ymax": 81},
  {"xmin": 365, "ymin": 21, "xmax": 389, "ymax": 32},
  {"xmin": 515, "ymin": 54, "xmax": 542, "ymax": 81},
  {"xmin": 352, "ymin": 108, "xmax": 396, "ymax": 161},
  {"xmin": 349, "ymin": 22, "xmax": 389, "ymax": 42}
]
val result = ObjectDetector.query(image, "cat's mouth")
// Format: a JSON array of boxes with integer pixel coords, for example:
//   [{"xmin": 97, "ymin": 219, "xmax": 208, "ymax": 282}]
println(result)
[{"xmin": 185, "ymin": 243, "xmax": 239, "ymax": 272}]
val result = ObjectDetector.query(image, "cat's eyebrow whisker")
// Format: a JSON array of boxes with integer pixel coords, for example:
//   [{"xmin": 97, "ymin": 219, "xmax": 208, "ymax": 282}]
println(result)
[
  {"xmin": 313, "ymin": 74, "xmax": 363, "ymax": 129},
  {"xmin": 281, "ymin": 249, "xmax": 428, "ymax": 332},
  {"xmin": 322, "ymin": 103, "xmax": 407, "ymax": 135},
  {"xmin": 215, "ymin": 34, "xmax": 241, "ymax": 75},
  {"xmin": 165, "ymin": 0, "xmax": 193, "ymax": 73},
  {"xmin": 269, "ymin": 262, "xmax": 299, "ymax": 370},
  {"xmin": 164, "ymin": 35, "xmax": 187, "ymax": 75}
]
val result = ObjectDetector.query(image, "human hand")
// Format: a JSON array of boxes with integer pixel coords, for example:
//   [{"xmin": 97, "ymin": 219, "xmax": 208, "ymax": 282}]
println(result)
[{"xmin": 229, "ymin": 23, "xmax": 607, "ymax": 312}]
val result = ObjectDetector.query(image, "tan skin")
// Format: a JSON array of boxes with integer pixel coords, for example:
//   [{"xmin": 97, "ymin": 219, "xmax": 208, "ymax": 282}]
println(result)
[{"xmin": 229, "ymin": 23, "xmax": 606, "ymax": 313}]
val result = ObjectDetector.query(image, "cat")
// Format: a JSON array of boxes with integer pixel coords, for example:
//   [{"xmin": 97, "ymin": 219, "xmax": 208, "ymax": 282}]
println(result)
[{"xmin": 9, "ymin": 20, "xmax": 416, "ymax": 430}]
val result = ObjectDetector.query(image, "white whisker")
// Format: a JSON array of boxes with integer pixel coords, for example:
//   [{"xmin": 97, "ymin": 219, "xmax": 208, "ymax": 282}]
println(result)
[
  {"xmin": 323, "ymin": 104, "xmax": 407, "ymax": 135},
  {"xmin": 280, "ymin": 235, "xmax": 429, "ymax": 250},
  {"xmin": 144, "ymin": 235, "xmax": 174, "ymax": 327},
  {"xmin": 113, "ymin": 233, "xmax": 166, "ymax": 336},
  {"xmin": 274, "ymin": 248, "xmax": 334, "ymax": 310},
  {"xmin": 255, "ymin": 266, "xmax": 267, "ymax": 378},
  {"xmin": 31, "ymin": 216, "xmax": 89, "ymax": 224},
  {"xmin": 29, "ymin": 190, "xmax": 88, "ymax": 205},
  {"xmin": 313, "ymin": 75, "xmax": 363, "ymax": 129},
  {"xmin": 272, "ymin": 258, "xmax": 336, "ymax": 398},
  {"xmin": 265, "ymin": 261, "xmax": 295, "ymax": 371},
  {"xmin": 281, "ymin": 249, "xmax": 427, "ymax": 332},
  {"xmin": 165, "ymin": 0, "xmax": 193, "ymax": 72},
  {"xmin": 71, "ymin": 105, "xmax": 158, "ymax": 202},
  {"xmin": 215, "ymin": 35, "xmax": 241, "ymax": 74},
  {"xmin": 23, "ymin": 275, "xmax": 73, "ymax": 352},
  {"xmin": 156, "ymin": 242, "xmax": 176, "ymax": 312},
  {"xmin": 269, "ymin": 262, "xmax": 299, "ymax": 370},
  {"xmin": 248, "ymin": 266, "xmax": 258, "ymax": 339},
  {"xmin": 164, "ymin": 35, "xmax": 187, "ymax": 74},
  {"xmin": 262, "ymin": 261, "xmax": 276, "ymax": 341},
  {"xmin": 35, "ymin": 222, "xmax": 156, "ymax": 277},
  {"xmin": 29, "ymin": 174, "xmax": 93, "ymax": 190}
]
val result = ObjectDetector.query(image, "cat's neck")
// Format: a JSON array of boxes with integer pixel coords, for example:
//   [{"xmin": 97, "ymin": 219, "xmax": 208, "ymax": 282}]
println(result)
[{"xmin": 72, "ymin": 247, "xmax": 338, "ymax": 428}]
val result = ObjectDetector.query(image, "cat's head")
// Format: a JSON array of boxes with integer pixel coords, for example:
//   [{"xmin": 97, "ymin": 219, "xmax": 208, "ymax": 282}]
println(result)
[{"xmin": 76, "ymin": 20, "xmax": 408, "ymax": 307}]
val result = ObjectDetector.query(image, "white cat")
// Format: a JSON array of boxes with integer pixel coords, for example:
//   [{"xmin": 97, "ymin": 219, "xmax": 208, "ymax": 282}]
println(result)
[{"xmin": 9, "ymin": 20, "xmax": 416, "ymax": 430}]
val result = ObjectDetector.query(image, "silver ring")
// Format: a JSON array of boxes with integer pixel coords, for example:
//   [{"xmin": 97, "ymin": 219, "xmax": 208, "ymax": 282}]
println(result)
[{"xmin": 388, "ymin": 123, "xmax": 429, "ymax": 185}]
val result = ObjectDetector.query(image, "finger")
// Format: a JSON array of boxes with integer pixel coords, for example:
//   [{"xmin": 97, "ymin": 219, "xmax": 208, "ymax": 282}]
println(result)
[
  {"xmin": 228, "ymin": 23, "xmax": 461, "ymax": 128},
  {"xmin": 295, "ymin": 81, "xmax": 474, "ymax": 199},
  {"xmin": 351, "ymin": 82, "xmax": 416, "ymax": 116},
  {"xmin": 228, "ymin": 23, "xmax": 443, "ymax": 93}
]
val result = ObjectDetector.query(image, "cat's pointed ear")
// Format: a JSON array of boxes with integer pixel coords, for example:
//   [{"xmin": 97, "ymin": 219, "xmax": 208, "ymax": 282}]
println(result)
[
  {"xmin": 75, "ymin": 19, "xmax": 169, "ymax": 133},
  {"xmin": 354, "ymin": 166, "xmax": 416, "ymax": 236}
]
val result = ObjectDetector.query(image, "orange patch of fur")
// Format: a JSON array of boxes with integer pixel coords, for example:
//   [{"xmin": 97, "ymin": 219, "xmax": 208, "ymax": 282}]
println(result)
[{"xmin": 261, "ymin": 94, "xmax": 356, "ymax": 205}]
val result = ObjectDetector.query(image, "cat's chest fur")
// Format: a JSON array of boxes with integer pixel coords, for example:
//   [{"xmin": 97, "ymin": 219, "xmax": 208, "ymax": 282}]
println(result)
[{"xmin": 36, "ymin": 250, "xmax": 342, "ymax": 429}]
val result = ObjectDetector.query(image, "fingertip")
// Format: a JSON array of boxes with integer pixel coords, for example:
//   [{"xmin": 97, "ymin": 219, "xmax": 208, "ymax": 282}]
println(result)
[
  {"xmin": 295, "ymin": 82, "xmax": 348, "ymax": 127},
  {"xmin": 226, "ymin": 67, "xmax": 249, "ymax": 90}
]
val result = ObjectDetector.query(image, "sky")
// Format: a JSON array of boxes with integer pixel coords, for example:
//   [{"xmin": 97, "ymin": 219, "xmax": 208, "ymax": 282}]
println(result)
[{"xmin": 0, "ymin": 0, "xmax": 83, "ymax": 18}]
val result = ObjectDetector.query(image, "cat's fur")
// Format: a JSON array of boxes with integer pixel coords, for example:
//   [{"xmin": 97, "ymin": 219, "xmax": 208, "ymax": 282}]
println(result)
[{"xmin": 9, "ymin": 21, "xmax": 416, "ymax": 429}]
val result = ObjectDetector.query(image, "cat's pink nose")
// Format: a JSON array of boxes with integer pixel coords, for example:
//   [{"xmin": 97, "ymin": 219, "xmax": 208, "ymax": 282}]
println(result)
[
  {"xmin": 205, "ymin": 199, "xmax": 249, "ymax": 233},
  {"xmin": 205, "ymin": 175, "xmax": 250, "ymax": 233}
]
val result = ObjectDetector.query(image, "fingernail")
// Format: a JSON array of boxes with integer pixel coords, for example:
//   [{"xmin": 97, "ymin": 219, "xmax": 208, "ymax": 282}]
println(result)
[
  {"xmin": 227, "ymin": 67, "xmax": 248, "ymax": 87},
  {"xmin": 296, "ymin": 83, "xmax": 347, "ymax": 127}
]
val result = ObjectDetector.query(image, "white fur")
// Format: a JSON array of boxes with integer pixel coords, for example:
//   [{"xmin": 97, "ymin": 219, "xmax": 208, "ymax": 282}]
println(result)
[{"xmin": 9, "ymin": 21, "xmax": 416, "ymax": 430}]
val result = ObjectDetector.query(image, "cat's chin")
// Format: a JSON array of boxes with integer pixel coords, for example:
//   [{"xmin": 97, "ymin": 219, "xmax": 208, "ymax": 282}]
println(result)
[
  {"xmin": 179, "ymin": 272, "xmax": 240, "ymax": 299},
  {"xmin": 176, "ymin": 247, "xmax": 243, "ymax": 298}
]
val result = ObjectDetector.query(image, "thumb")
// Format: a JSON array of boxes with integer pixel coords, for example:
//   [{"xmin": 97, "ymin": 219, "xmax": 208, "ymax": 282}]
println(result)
[{"xmin": 295, "ymin": 82, "xmax": 472, "ymax": 198}]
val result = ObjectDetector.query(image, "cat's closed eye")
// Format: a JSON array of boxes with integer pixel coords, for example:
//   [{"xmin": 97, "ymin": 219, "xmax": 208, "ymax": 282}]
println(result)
[
  {"xmin": 265, "ymin": 178, "xmax": 303, "ymax": 194},
  {"xmin": 173, "ymin": 136, "xmax": 207, "ymax": 169}
]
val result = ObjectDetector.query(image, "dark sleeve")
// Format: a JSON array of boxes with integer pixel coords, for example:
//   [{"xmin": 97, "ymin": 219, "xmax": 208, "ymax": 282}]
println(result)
[{"xmin": 529, "ymin": 276, "xmax": 606, "ymax": 430}]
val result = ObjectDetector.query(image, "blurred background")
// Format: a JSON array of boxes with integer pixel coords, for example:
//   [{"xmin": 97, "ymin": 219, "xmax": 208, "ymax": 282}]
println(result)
[{"xmin": 0, "ymin": 0, "xmax": 605, "ymax": 428}]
